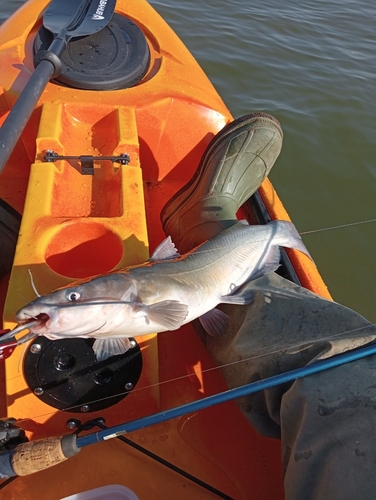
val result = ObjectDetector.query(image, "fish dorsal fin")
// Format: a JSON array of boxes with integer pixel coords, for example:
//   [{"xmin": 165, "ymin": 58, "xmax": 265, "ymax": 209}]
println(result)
[{"xmin": 150, "ymin": 236, "xmax": 180, "ymax": 261}]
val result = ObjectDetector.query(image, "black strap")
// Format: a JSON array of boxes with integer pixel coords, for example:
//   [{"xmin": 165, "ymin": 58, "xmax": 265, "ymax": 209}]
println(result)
[{"xmin": 72, "ymin": 418, "xmax": 235, "ymax": 500}]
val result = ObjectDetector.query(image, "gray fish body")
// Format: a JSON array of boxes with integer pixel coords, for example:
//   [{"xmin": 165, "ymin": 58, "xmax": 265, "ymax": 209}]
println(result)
[
  {"xmin": 128, "ymin": 220, "xmax": 307, "ymax": 314},
  {"xmin": 15, "ymin": 220, "xmax": 311, "ymax": 359}
]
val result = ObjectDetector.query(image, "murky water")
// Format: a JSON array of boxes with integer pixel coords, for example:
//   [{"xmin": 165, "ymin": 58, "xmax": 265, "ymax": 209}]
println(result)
[{"xmin": 1, "ymin": 0, "xmax": 375, "ymax": 322}]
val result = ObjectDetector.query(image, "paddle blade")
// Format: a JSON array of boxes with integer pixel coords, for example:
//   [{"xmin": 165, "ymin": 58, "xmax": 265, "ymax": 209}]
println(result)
[{"xmin": 43, "ymin": 0, "xmax": 117, "ymax": 37}]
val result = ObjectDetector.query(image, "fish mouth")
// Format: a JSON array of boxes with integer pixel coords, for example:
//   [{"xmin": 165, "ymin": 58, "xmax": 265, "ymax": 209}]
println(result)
[{"xmin": 18, "ymin": 313, "xmax": 50, "ymax": 332}]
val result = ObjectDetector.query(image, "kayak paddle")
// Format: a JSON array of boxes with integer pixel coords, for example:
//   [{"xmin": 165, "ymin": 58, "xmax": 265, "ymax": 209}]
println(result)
[{"xmin": 0, "ymin": 0, "xmax": 116, "ymax": 174}]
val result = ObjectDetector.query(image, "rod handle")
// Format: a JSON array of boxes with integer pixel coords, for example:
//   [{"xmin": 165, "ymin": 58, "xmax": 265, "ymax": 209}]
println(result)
[{"xmin": 3, "ymin": 434, "xmax": 79, "ymax": 477}]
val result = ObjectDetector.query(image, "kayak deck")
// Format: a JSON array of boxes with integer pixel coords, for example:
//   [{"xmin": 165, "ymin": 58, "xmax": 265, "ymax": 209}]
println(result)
[{"xmin": 0, "ymin": 0, "xmax": 330, "ymax": 498}]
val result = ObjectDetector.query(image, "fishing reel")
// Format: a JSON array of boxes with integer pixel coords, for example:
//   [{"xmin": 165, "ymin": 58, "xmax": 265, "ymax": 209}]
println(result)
[
  {"xmin": 23, "ymin": 337, "xmax": 142, "ymax": 413},
  {"xmin": 0, "ymin": 418, "xmax": 28, "ymax": 451}
]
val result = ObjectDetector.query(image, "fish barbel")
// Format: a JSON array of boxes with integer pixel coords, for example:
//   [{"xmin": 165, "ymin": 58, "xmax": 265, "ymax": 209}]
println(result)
[{"xmin": 15, "ymin": 220, "xmax": 311, "ymax": 360}]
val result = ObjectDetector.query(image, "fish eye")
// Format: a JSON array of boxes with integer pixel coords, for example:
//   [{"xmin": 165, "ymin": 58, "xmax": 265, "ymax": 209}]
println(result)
[{"xmin": 66, "ymin": 290, "xmax": 81, "ymax": 302}]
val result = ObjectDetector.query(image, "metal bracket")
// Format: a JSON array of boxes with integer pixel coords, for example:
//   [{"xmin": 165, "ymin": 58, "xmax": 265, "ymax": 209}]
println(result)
[
  {"xmin": 44, "ymin": 150, "xmax": 131, "ymax": 175},
  {"xmin": 66, "ymin": 417, "xmax": 105, "ymax": 433}
]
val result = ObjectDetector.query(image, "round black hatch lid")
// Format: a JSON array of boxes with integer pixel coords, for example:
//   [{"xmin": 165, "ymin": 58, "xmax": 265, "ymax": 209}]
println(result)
[
  {"xmin": 24, "ymin": 336, "xmax": 143, "ymax": 413},
  {"xmin": 33, "ymin": 13, "xmax": 150, "ymax": 90}
]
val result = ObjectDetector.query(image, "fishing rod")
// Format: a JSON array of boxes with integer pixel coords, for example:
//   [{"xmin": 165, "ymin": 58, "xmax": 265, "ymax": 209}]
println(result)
[
  {"xmin": 0, "ymin": 0, "xmax": 116, "ymax": 174},
  {"xmin": 1, "ymin": 338, "xmax": 376, "ymax": 478}
]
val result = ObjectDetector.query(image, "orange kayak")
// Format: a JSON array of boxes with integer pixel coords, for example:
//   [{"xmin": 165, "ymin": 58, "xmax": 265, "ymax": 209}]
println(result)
[{"xmin": 0, "ymin": 1, "xmax": 331, "ymax": 498}]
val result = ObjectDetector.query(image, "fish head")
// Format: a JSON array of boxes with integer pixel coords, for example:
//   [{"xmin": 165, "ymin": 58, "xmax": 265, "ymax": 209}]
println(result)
[{"xmin": 15, "ymin": 273, "xmax": 137, "ymax": 340}]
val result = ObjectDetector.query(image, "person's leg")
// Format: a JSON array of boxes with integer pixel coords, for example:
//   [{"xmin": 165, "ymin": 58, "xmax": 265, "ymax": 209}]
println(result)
[
  {"xmin": 282, "ymin": 348, "xmax": 376, "ymax": 500},
  {"xmin": 201, "ymin": 272, "xmax": 376, "ymax": 442},
  {"xmin": 208, "ymin": 273, "xmax": 376, "ymax": 500},
  {"xmin": 161, "ymin": 112, "xmax": 283, "ymax": 253},
  {"xmin": 161, "ymin": 112, "xmax": 376, "ymax": 499}
]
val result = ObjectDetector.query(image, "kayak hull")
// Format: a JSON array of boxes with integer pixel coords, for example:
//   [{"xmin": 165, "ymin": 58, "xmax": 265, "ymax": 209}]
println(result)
[{"xmin": 0, "ymin": 1, "xmax": 330, "ymax": 498}]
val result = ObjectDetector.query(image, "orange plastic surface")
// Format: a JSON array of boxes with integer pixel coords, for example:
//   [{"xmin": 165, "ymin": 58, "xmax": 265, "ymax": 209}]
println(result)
[{"xmin": 0, "ymin": 0, "xmax": 330, "ymax": 498}]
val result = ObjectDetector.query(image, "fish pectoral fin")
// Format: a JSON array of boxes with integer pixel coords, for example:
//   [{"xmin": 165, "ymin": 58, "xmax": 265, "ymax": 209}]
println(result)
[
  {"xmin": 146, "ymin": 300, "xmax": 188, "ymax": 330},
  {"xmin": 92, "ymin": 338, "xmax": 132, "ymax": 362},
  {"xmin": 199, "ymin": 308, "xmax": 229, "ymax": 337},
  {"xmin": 220, "ymin": 287, "xmax": 255, "ymax": 305}
]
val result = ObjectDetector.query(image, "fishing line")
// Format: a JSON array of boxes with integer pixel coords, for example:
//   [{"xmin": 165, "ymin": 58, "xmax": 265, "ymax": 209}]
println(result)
[
  {"xmin": 6, "ymin": 321, "xmax": 376, "ymax": 427},
  {"xmin": 300, "ymin": 217, "xmax": 376, "ymax": 236},
  {"xmin": 4, "ymin": 218, "xmax": 376, "ymax": 423},
  {"xmin": 8, "ymin": 320, "xmax": 376, "ymax": 383},
  {"xmin": 119, "ymin": 321, "xmax": 376, "ymax": 394}
]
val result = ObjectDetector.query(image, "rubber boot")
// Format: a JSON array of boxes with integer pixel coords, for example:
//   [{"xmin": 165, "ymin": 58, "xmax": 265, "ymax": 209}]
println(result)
[{"xmin": 161, "ymin": 112, "xmax": 283, "ymax": 253}]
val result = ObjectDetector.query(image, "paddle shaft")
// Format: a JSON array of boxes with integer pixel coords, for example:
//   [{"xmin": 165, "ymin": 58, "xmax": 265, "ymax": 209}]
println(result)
[
  {"xmin": 0, "ymin": 0, "xmax": 116, "ymax": 174},
  {"xmin": 0, "ymin": 59, "xmax": 57, "ymax": 175},
  {"xmin": 0, "ymin": 23, "xmax": 71, "ymax": 175}
]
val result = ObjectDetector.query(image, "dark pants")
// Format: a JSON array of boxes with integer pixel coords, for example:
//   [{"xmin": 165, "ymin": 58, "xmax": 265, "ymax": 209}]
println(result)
[{"xmin": 202, "ymin": 272, "xmax": 376, "ymax": 499}]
